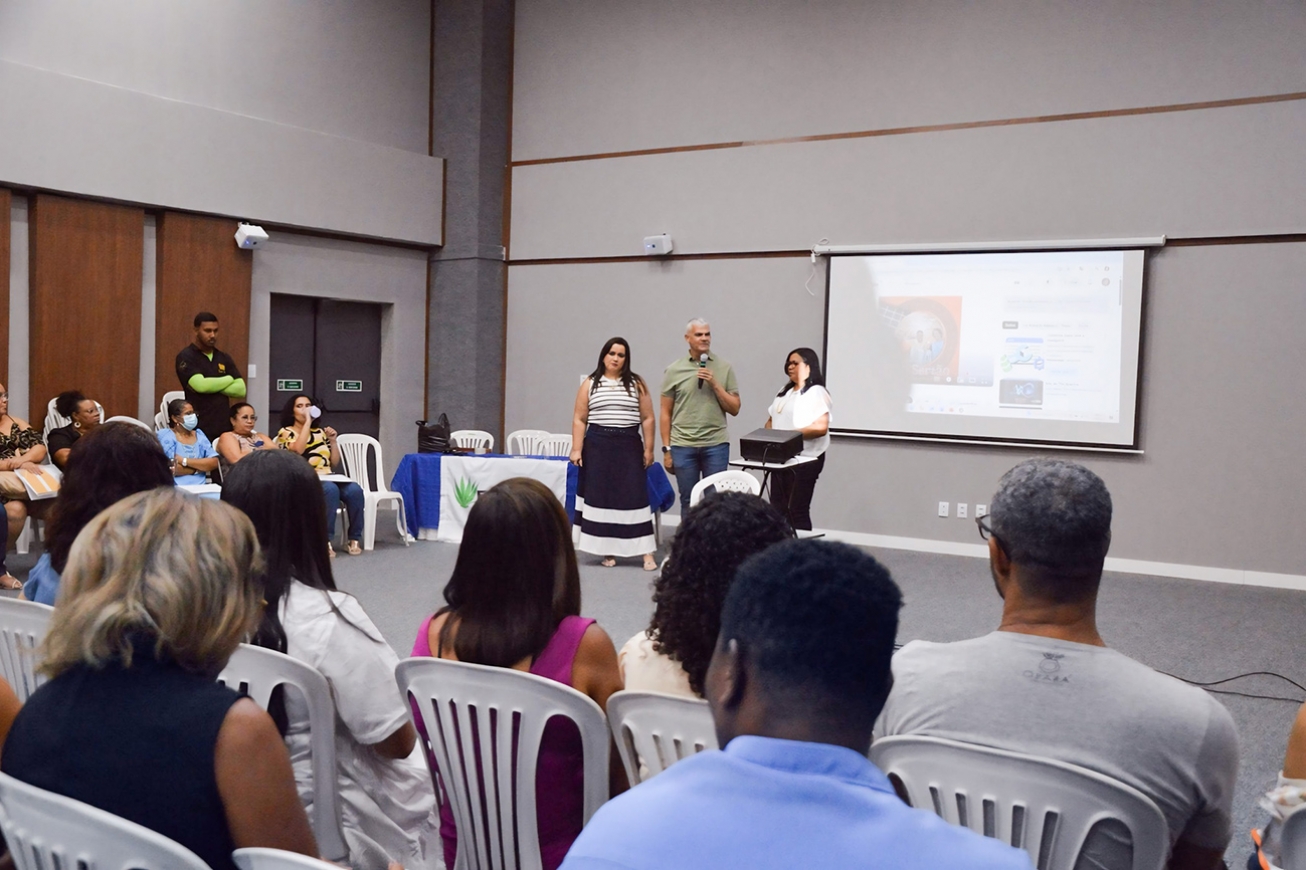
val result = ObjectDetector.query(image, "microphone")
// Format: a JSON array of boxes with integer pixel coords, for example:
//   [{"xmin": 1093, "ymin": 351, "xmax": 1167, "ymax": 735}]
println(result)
[{"xmin": 697, "ymin": 353, "xmax": 708, "ymax": 389}]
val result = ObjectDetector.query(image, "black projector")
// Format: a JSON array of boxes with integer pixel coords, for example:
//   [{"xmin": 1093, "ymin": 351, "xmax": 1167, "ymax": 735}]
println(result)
[{"xmin": 739, "ymin": 428, "xmax": 803, "ymax": 464}]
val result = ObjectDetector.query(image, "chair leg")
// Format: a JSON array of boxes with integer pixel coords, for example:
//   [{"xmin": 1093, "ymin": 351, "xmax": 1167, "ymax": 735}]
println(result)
[
  {"xmin": 16, "ymin": 518, "xmax": 31, "ymax": 555},
  {"xmin": 362, "ymin": 497, "xmax": 377, "ymax": 551},
  {"xmin": 396, "ymin": 497, "xmax": 411, "ymax": 546}
]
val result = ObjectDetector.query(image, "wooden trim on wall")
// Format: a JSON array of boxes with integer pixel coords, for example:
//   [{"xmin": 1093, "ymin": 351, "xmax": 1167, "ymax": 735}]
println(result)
[
  {"xmin": 29, "ymin": 194, "xmax": 144, "ymax": 422},
  {"xmin": 154, "ymin": 212, "xmax": 253, "ymax": 411},
  {"xmin": 0, "ymin": 188, "xmax": 9, "ymax": 389},
  {"xmin": 511, "ymin": 90, "xmax": 1306, "ymax": 168}
]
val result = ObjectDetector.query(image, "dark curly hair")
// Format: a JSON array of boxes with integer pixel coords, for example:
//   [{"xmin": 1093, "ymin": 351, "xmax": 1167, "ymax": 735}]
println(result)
[{"xmin": 648, "ymin": 492, "xmax": 793, "ymax": 695}]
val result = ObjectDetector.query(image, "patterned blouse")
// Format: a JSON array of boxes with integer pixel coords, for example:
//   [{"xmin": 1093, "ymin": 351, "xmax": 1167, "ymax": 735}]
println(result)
[
  {"xmin": 0, "ymin": 424, "xmax": 44, "ymax": 460},
  {"xmin": 275, "ymin": 426, "xmax": 332, "ymax": 475}
]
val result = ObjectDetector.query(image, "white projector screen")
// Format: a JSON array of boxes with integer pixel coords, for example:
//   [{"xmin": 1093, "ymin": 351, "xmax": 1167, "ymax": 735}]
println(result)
[{"xmin": 824, "ymin": 249, "xmax": 1146, "ymax": 449}]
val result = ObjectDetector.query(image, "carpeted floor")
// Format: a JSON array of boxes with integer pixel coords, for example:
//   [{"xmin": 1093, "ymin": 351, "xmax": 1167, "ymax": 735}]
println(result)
[{"xmin": 7, "ymin": 518, "xmax": 1296, "ymax": 867}]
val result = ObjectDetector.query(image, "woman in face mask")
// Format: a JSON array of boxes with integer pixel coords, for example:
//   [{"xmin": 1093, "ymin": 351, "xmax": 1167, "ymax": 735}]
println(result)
[{"xmin": 158, "ymin": 399, "xmax": 220, "ymax": 486}]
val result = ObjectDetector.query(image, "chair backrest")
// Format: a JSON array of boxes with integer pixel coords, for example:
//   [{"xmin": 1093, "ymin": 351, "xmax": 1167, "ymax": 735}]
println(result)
[
  {"xmin": 506, "ymin": 429, "xmax": 550, "ymax": 455},
  {"xmin": 539, "ymin": 434, "xmax": 572, "ymax": 458},
  {"xmin": 103, "ymin": 415, "xmax": 152, "ymax": 431},
  {"xmin": 0, "ymin": 598, "xmax": 53, "ymax": 702},
  {"xmin": 606, "ymin": 690, "xmax": 717, "ymax": 784},
  {"xmin": 234, "ymin": 847, "xmax": 345, "ymax": 870},
  {"xmin": 1284, "ymin": 807, "xmax": 1306, "ymax": 870},
  {"xmin": 450, "ymin": 429, "xmax": 495, "ymax": 453},
  {"xmin": 688, "ymin": 469, "xmax": 760, "ymax": 506},
  {"xmin": 871, "ymin": 735, "xmax": 1168, "ymax": 870},
  {"xmin": 218, "ymin": 644, "xmax": 348, "ymax": 862},
  {"xmin": 160, "ymin": 391, "xmax": 185, "ymax": 418},
  {"xmin": 337, "ymin": 433, "xmax": 383, "ymax": 492},
  {"xmin": 397, "ymin": 657, "xmax": 610, "ymax": 870},
  {"xmin": 0, "ymin": 771, "xmax": 211, "ymax": 870}
]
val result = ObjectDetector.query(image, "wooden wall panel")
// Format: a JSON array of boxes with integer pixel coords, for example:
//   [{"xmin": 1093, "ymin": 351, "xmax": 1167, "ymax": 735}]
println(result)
[
  {"xmin": 154, "ymin": 212, "xmax": 252, "ymax": 409},
  {"xmin": 0, "ymin": 188, "xmax": 9, "ymax": 389},
  {"xmin": 29, "ymin": 194, "xmax": 143, "ymax": 422}
]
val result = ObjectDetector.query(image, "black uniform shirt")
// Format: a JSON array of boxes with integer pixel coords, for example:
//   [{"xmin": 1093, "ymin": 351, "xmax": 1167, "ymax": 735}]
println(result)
[{"xmin": 175, "ymin": 345, "xmax": 242, "ymax": 440}]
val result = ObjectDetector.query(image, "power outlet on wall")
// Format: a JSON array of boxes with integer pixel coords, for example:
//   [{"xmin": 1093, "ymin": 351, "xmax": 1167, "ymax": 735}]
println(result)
[
  {"xmin": 956, "ymin": 503, "xmax": 968, "ymax": 519},
  {"xmin": 975, "ymin": 504, "xmax": 988, "ymax": 518},
  {"xmin": 937, "ymin": 501, "xmax": 949, "ymax": 518}
]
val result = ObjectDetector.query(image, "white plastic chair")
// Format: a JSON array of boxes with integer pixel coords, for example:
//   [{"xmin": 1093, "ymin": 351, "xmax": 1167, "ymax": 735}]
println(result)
[
  {"xmin": 234, "ymin": 847, "xmax": 343, "ymax": 870},
  {"xmin": 450, "ymin": 429, "xmax": 495, "ymax": 453},
  {"xmin": 1284, "ymin": 807, "xmax": 1306, "ymax": 870},
  {"xmin": 539, "ymin": 434, "xmax": 572, "ymax": 458},
  {"xmin": 0, "ymin": 598, "xmax": 52, "ymax": 702},
  {"xmin": 218, "ymin": 644, "xmax": 349, "ymax": 862},
  {"xmin": 397, "ymin": 657, "xmax": 610, "ymax": 870},
  {"xmin": 103, "ymin": 415, "xmax": 153, "ymax": 431},
  {"xmin": 688, "ymin": 469, "xmax": 760, "ymax": 507},
  {"xmin": 0, "ymin": 771, "xmax": 211, "ymax": 870},
  {"xmin": 506, "ymin": 429, "xmax": 550, "ymax": 455},
  {"xmin": 337, "ymin": 434, "xmax": 410, "ymax": 550},
  {"xmin": 871, "ymin": 735, "xmax": 1168, "ymax": 870},
  {"xmin": 606, "ymin": 690, "xmax": 716, "ymax": 784}
]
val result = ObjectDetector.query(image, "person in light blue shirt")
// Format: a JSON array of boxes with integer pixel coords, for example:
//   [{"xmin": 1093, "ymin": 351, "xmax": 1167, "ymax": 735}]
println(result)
[
  {"xmin": 560, "ymin": 539, "xmax": 1032, "ymax": 870},
  {"xmin": 157, "ymin": 399, "xmax": 219, "ymax": 486},
  {"xmin": 22, "ymin": 422, "xmax": 174, "ymax": 605}
]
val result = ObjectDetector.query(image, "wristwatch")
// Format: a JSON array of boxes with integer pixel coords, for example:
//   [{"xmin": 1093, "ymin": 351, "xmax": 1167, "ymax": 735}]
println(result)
[
  {"xmin": 181, "ymin": 457, "xmax": 188, "ymax": 468},
  {"xmin": 661, "ymin": 446, "xmax": 671, "ymax": 454}
]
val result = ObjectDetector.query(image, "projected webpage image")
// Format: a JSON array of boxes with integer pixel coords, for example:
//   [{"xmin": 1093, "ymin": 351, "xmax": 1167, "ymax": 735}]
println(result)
[{"xmin": 825, "ymin": 249, "xmax": 1145, "ymax": 448}]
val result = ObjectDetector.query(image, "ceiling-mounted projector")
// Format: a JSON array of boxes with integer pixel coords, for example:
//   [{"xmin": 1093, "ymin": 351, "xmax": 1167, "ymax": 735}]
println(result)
[{"xmin": 235, "ymin": 222, "xmax": 269, "ymax": 250}]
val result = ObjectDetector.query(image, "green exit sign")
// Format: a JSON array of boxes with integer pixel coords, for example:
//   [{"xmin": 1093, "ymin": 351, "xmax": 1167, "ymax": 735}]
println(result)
[
  {"xmin": 276, "ymin": 379, "xmax": 303, "ymax": 391},
  {"xmin": 336, "ymin": 380, "xmax": 363, "ymax": 393}
]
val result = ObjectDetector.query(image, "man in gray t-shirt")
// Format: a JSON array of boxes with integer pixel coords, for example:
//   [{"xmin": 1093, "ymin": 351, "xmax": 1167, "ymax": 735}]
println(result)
[{"xmin": 877, "ymin": 459, "xmax": 1238, "ymax": 870}]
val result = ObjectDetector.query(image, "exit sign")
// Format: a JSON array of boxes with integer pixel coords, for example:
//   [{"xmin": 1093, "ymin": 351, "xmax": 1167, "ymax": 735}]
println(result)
[
  {"xmin": 336, "ymin": 380, "xmax": 363, "ymax": 392},
  {"xmin": 276, "ymin": 379, "xmax": 303, "ymax": 391}
]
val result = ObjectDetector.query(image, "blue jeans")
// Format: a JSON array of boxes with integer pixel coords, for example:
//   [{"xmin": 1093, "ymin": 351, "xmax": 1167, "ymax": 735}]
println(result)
[
  {"xmin": 323, "ymin": 480, "xmax": 365, "ymax": 542},
  {"xmin": 669, "ymin": 443, "xmax": 731, "ymax": 512}
]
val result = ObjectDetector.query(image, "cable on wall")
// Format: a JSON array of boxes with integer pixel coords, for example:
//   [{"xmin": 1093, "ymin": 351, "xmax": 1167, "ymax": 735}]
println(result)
[{"xmin": 804, "ymin": 238, "xmax": 830, "ymax": 297}]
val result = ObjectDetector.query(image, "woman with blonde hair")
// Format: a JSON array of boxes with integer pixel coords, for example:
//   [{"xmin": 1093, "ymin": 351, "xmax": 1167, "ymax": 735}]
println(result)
[{"xmin": 0, "ymin": 488, "xmax": 317, "ymax": 870}]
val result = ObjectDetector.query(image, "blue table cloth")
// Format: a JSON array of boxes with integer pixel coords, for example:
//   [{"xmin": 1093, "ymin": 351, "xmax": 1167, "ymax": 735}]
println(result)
[{"xmin": 391, "ymin": 453, "xmax": 578, "ymax": 535}]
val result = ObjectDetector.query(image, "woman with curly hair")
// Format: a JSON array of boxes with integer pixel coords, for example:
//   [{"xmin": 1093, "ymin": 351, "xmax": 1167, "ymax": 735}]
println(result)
[{"xmin": 619, "ymin": 491, "xmax": 793, "ymax": 696}]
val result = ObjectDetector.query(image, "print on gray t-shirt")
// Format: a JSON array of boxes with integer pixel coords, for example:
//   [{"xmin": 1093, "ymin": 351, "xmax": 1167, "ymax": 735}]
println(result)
[{"xmin": 876, "ymin": 631, "xmax": 1238, "ymax": 867}]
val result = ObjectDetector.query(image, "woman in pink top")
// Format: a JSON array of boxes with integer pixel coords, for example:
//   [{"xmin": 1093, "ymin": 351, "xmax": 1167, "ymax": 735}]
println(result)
[{"xmin": 411, "ymin": 477, "xmax": 626, "ymax": 870}]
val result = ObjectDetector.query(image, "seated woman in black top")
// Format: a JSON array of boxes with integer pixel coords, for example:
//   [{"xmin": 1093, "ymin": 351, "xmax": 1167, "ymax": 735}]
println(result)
[
  {"xmin": 1, "ymin": 488, "xmax": 317, "ymax": 869},
  {"xmin": 46, "ymin": 391, "xmax": 101, "ymax": 469}
]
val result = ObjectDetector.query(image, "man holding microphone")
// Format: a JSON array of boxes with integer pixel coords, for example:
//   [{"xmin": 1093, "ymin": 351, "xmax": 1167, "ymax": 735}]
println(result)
[{"xmin": 660, "ymin": 319, "xmax": 741, "ymax": 512}]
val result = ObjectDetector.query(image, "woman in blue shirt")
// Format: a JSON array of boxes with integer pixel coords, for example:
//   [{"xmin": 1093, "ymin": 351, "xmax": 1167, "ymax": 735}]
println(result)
[{"xmin": 157, "ymin": 399, "xmax": 219, "ymax": 485}]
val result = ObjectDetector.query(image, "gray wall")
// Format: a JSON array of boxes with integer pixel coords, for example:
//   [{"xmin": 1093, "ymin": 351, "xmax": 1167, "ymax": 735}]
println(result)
[
  {"xmin": 506, "ymin": 0, "xmax": 1306, "ymax": 580},
  {"xmin": 0, "ymin": 2, "xmax": 442, "ymax": 244}
]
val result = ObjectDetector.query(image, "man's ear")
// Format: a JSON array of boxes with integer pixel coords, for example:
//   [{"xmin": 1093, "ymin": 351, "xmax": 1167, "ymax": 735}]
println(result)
[
  {"xmin": 713, "ymin": 638, "xmax": 747, "ymax": 713},
  {"xmin": 989, "ymin": 536, "xmax": 1011, "ymax": 577}
]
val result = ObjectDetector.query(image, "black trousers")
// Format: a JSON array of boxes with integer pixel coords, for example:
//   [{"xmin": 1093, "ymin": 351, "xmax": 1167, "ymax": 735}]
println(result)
[{"xmin": 769, "ymin": 453, "xmax": 826, "ymax": 531}]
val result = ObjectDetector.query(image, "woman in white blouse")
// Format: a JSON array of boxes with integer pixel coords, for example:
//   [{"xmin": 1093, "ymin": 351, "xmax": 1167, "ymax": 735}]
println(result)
[{"xmin": 763, "ymin": 347, "xmax": 832, "ymax": 531}]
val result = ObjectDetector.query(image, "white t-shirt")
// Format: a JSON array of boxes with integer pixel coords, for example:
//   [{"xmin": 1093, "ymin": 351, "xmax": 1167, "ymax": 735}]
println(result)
[
  {"xmin": 766, "ymin": 385, "xmax": 832, "ymax": 457},
  {"xmin": 618, "ymin": 631, "xmax": 695, "ymax": 698},
  {"xmin": 877, "ymin": 631, "xmax": 1239, "ymax": 864},
  {"xmin": 280, "ymin": 582, "xmax": 437, "ymax": 868}
]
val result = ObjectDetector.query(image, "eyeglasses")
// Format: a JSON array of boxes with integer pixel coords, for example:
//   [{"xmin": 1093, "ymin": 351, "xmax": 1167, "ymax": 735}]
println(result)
[
  {"xmin": 784, "ymin": 360, "xmax": 800, "ymax": 368},
  {"xmin": 975, "ymin": 514, "xmax": 995, "ymax": 541},
  {"xmin": 237, "ymin": 415, "xmax": 258, "ymax": 422}
]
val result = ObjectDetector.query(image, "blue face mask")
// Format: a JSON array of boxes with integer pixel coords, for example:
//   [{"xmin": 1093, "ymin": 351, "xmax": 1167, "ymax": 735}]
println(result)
[{"xmin": 182, "ymin": 413, "xmax": 199, "ymax": 431}]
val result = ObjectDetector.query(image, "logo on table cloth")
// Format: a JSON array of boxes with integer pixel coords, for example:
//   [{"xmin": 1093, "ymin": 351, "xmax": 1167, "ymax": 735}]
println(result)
[
  {"xmin": 454, "ymin": 478, "xmax": 480, "ymax": 508},
  {"xmin": 1023, "ymin": 653, "xmax": 1069, "ymax": 685}
]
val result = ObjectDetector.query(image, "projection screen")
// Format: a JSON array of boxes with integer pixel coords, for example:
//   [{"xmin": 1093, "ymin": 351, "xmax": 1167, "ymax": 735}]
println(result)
[{"xmin": 823, "ymin": 248, "xmax": 1146, "ymax": 449}]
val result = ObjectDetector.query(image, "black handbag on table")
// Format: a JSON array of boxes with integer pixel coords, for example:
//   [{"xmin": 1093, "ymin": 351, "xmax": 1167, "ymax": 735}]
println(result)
[{"xmin": 416, "ymin": 414, "xmax": 452, "ymax": 453}]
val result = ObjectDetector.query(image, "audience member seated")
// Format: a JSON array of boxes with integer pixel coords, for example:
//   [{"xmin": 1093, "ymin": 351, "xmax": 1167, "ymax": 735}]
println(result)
[
  {"xmin": 1251, "ymin": 701, "xmax": 1306, "ymax": 870},
  {"xmin": 877, "ymin": 458, "xmax": 1239, "ymax": 870},
  {"xmin": 276, "ymin": 394, "xmax": 366, "ymax": 557},
  {"xmin": 215, "ymin": 402, "xmax": 276, "ymax": 479},
  {"xmin": 0, "ymin": 675, "xmax": 20, "ymax": 761},
  {"xmin": 619, "ymin": 491, "xmax": 792, "ymax": 697},
  {"xmin": 23, "ymin": 423, "xmax": 174, "ymax": 605},
  {"xmin": 46, "ymin": 390, "xmax": 102, "ymax": 469},
  {"xmin": 560, "ymin": 539, "xmax": 1031, "ymax": 870},
  {"xmin": 158, "ymin": 398, "xmax": 220, "ymax": 485},
  {"xmin": 1, "ymin": 488, "xmax": 317, "ymax": 869},
  {"xmin": 222, "ymin": 451, "xmax": 436, "ymax": 868},
  {"xmin": 0, "ymin": 381, "xmax": 50, "ymax": 558},
  {"xmin": 412, "ymin": 477, "xmax": 626, "ymax": 870}
]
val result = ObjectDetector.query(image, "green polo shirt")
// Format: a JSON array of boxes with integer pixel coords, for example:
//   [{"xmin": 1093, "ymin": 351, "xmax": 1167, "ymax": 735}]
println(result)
[{"xmin": 660, "ymin": 353, "xmax": 739, "ymax": 447}]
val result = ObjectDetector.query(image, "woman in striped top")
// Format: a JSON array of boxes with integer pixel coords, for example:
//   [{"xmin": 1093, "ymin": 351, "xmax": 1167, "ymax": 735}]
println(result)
[{"xmin": 570, "ymin": 338, "xmax": 658, "ymax": 570}]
